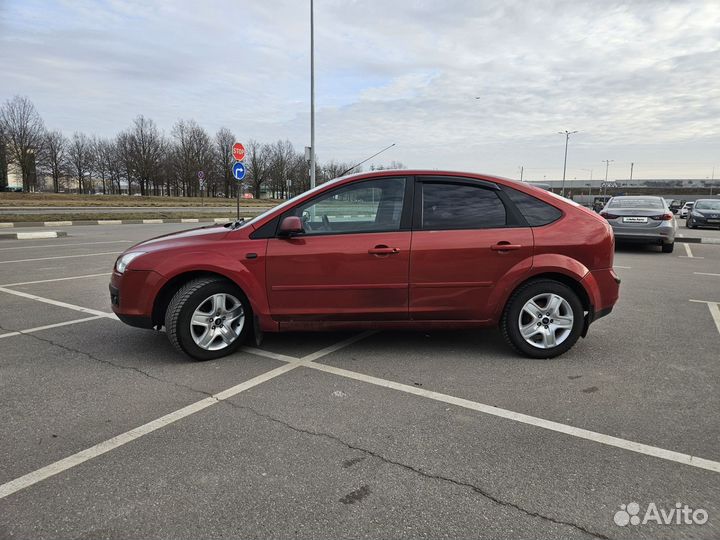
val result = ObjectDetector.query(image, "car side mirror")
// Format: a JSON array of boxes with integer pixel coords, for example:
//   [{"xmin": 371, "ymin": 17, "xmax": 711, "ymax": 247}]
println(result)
[{"xmin": 278, "ymin": 216, "xmax": 304, "ymax": 237}]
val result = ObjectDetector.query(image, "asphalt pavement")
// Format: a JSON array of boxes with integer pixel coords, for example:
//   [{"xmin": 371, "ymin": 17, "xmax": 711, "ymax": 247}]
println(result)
[{"xmin": 0, "ymin": 223, "xmax": 718, "ymax": 539}]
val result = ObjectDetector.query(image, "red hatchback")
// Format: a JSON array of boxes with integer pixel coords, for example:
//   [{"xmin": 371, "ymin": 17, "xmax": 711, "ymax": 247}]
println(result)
[{"xmin": 110, "ymin": 171, "xmax": 620, "ymax": 360}]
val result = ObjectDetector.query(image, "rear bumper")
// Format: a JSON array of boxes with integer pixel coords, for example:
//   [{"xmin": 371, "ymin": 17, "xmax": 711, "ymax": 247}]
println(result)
[
  {"xmin": 612, "ymin": 228, "xmax": 675, "ymax": 244},
  {"xmin": 581, "ymin": 267, "xmax": 620, "ymax": 316}
]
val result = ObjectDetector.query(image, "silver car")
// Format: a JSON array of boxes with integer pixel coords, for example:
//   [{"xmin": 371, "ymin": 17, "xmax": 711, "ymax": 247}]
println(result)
[{"xmin": 600, "ymin": 196, "xmax": 676, "ymax": 253}]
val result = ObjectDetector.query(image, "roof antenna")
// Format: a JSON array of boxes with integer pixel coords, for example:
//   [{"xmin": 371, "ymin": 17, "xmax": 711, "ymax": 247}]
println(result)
[{"xmin": 340, "ymin": 143, "xmax": 396, "ymax": 176}]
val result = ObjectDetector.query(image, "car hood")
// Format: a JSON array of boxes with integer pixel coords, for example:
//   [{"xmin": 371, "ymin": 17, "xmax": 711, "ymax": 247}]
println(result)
[
  {"xmin": 694, "ymin": 209, "xmax": 720, "ymax": 218},
  {"xmin": 126, "ymin": 224, "xmax": 233, "ymax": 253}
]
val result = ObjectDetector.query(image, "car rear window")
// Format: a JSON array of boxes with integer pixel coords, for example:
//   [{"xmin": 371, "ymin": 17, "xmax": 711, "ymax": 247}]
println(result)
[
  {"xmin": 608, "ymin": 198, "xmax": 664, "ymax": 209},
  {"xmin": 502, "ymin": 186, "xmax": 563, "ymax": 226},
  {"xmin": 422, "ymin": 183, "xmax": 506, "ymax": 229}
]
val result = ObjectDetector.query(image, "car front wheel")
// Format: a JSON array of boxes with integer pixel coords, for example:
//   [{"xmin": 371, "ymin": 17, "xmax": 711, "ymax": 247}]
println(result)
[
  {"xmin": 165, "ymin": 277, "xmax": 250, "ymax": 361},
  {"xmin": 501, "ymin": 280, "xmax": 584, "ymax": 359}
]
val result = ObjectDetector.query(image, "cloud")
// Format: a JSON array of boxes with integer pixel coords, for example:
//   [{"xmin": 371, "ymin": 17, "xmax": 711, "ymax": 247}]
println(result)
[{"xmin": 0, "ymin": 0, "xmax": 718, "ymax": 179}]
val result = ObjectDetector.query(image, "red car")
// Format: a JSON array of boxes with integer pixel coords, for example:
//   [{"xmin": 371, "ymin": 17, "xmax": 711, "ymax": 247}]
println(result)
[{"xmin": 110, "ymin": 171, "xmax": 620, "ymax": 360}]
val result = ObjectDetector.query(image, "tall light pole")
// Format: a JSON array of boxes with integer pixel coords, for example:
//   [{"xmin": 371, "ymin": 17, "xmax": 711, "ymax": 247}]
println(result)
[
  {"xmin": 559, "ymin": 130, "xmax": 578, "ymax": 197},
  {"xmin": 602, "ymin": 159, "xmax": 614, "ymax": 196},
  {"xmin": 629, "ymin": 162, "xmax": 634, "ymax": 182},
  {"xmin": 309, "ymin": 0, "xmax": 316, "ymax": 188},
  {"xmin": 519, "ymin": 166, "xmax": 524, "ymax": 181}
]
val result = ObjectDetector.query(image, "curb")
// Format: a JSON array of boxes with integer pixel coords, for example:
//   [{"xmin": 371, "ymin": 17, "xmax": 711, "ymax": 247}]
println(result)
[
  {"xmin": 0, "ymin": 231, "xmax": 68, "ymax": 241},
  {"xmin": 0, "ymin": 218, "xmax": 235, "ymax": 228},
  {"xmin": 675, "ymin": 236, "xmax": 720, "ymax": 245}
]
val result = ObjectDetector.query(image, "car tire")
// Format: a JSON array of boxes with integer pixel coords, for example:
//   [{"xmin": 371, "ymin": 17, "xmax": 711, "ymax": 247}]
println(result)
[
  {"xmin": 501, "ymin": 280, "xmax": 584, "ymax": 359},
  {"xmin": 165, "ymin": 276, "xmax": 251, "ymax": 361},
  {"xmin": 662, "ymin": 242, "xmax": 674, "ymax": 253},
  {"xmin": 686, "ymin": 218, "xmax": 695, "ymax": 229}
]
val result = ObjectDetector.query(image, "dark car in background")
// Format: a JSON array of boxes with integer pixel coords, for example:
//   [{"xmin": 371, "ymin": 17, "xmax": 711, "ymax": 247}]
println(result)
[
  {"xmin": 600, "ymin": 196, "xmax": 676, "ymax": 252},
  {"xmin": 687, "ymin": 199, "xmax": 720, "ymax": 229}
]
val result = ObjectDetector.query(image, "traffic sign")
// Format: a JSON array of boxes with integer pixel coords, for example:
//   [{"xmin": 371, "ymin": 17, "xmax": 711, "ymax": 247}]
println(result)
[
  {"xmin": 197, "ymin": 170, "xmax": 205, "ymax": 180},
  {"xmin": 232, "ymin": 162, "xmax": 246, "ymax": 181},
  {"xmin": 232, "ymin": 142, "xmax": 246, "ymax": 162}
]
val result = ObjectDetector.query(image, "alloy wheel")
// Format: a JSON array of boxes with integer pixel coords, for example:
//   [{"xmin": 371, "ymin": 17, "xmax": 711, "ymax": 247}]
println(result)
[
  {"xmin": 517, "ymin": 293, "xmax": 574, "ymax": 349},
  {"xmin": 190, "ymin": 293, "xmax": 245, "ymax": 351}
]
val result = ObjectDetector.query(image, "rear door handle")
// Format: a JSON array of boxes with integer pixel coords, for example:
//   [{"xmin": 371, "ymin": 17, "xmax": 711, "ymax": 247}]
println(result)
[
  {"xmin": 491, "ymin": 242, "xmax": 522, "ymax": 251},
  {"xmin": 368, "ymin": 245, "xmax": 400, "ymax": 255}
]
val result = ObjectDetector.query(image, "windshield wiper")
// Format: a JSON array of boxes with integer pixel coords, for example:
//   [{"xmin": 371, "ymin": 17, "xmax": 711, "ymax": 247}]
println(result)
[{"xmin": 224, "ymin": 218, "xmax": 245, "ymax": 230}]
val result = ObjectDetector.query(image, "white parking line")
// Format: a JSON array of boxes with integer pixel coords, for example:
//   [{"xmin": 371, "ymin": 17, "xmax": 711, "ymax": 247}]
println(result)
[
  {"xmin": 613, "ymin": 265, "xmax": 632, "ymax": 269},
  {"xmin": 0, "ymin": 316, "xmax": 104, "ymax": 339},
  {"xmin": 0, "ymin": 273, "xmax": 111, "ymax": 288},
  {"xmin": 304, "ymin": 361, "xmax": 720, "ymax": 474},
  {"xmin": 0, "ymin": 287, "xmax": 116, "ymax": 319},
  {"xmin": 689, "ymin": 300, "xmax": 720, "ymax": 335},
  {"xmin": 0, "ymin": 240, "xmax": 131, "ymax": 252},
  {"xmin": 0, "ymin": 362, "xmax": 300, "ymax": 500},
  {"xmin": 0, "ymin": 333, "xmax": 371, "ymax": 500},
  {"xmin": 694, "ymin": 272, "xmax": 720, "ymax": 277},
  {"xmin": 679, "ymin": 243, "xmax": 703, "ymax": 259},
  {"xmin": 0, "ymin": 251, "xmax": 120, "ymax": 265}
]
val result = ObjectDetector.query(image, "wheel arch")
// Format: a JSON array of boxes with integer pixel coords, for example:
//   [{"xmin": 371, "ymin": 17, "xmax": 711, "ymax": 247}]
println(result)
[{"xmin": 152, "ymin": 270, "xmax": 249, "ymax": 327}]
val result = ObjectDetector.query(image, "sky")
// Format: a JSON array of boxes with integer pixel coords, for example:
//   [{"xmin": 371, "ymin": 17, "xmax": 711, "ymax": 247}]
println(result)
[{"xmin": 1, "ymin": 0, "xmax": 718, "ymax": 181}]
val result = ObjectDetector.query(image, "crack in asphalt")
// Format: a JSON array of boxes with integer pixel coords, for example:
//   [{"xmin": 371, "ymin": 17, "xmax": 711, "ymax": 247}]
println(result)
[
  {"xmin": 219, "ymin": 399, "xmax": 612, "ymax": 540},
  {"xmin": 3, "ymin": 325, "xmax": 609, "ymax": 538},
  {"xmin": 0, "ymin": 323, "xmax": 209, "ymax": 399}
]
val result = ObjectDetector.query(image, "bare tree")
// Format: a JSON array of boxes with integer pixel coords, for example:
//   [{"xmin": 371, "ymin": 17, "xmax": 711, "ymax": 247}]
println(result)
[
  {"xmin": 245, "ymin": 139, "xmax": 271, "ymax": 198},
  {"xmin": 67, "ymin": 132, "xmax": 93, "ymax": 193},
  {"xmin": 267, "ymin": 140, "xmax": 296, "ymax": 198},
  {"xmin": 215, "ymin": 127, "xmax": 235, "ymax": 198},
  {"xmin": 129, "ymin": 115, "xmax": 164, "ymax": 196},
  {"xmin": 0, "ymin": 96, "xmax": 46, "ymax": 191},
  {"xmin": 116, "ymin": 131, "xmax": 135, "ymax": 195},
  {"xmin": 40, "ymin": 130, "xmax": 69, "ymax": 193},
  {"xmin": 0, "ymin": 125, "xmax": 8, "ymax": 189},
  {"xmin": 170, "ymin": 119, "xmax": 214, "ymax": 197}
]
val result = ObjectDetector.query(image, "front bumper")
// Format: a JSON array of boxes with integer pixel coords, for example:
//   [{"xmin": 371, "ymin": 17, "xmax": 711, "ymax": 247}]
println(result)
[{"xmin": 110, "ymin": 269, "xmax": 166, "ymax": 327}]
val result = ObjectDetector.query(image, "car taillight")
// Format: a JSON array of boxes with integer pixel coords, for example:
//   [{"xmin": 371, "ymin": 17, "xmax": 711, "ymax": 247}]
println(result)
[
  {"xmin": 600, "ymin": 212, "xmax": 619, "ymax": 219},
  {"xmin": 650, "ymin": 213, "xmax": 673, "ymax": 221}
]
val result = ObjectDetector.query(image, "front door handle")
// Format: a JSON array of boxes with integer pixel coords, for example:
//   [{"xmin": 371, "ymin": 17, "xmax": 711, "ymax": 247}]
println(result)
[
  {"xmin": 368, "ymin": 245, "xmax": 400, "ymax": 255},
  {"xmin": 491, "ymin": 242, "xmax": 522, "ymax": 251}
]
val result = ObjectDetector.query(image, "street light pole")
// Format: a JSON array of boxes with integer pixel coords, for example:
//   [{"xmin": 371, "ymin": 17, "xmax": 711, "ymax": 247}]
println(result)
[
  {"xmin": 602, "ymin": 159, "xmax": 614, "ymax": 196},
  {"xmin": 559, "ymin": 130, "xmax": 578, "ymax": 197},
  {"xmin": 309, "ymin": 0, "xmax": 316, "ymax": 189}
]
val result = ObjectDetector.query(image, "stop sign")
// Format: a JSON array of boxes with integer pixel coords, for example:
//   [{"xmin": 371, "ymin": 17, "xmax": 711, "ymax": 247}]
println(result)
[{"xmin": 232, "ymin": 142, "xmax": 245, "ymax": 162}]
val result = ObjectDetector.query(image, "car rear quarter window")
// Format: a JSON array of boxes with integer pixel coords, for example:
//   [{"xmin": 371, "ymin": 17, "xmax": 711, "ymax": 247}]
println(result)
[
  {"xmin": 503, "ymin": 186, "xmax": 563, "ymax": 226},
  {"xmin": 422, "ymin": 183, "xmax": 506, "ymax": 230}
]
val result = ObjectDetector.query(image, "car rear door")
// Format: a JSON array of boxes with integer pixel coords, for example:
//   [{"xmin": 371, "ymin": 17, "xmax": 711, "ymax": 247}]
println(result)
[
  {"xmin": 409, "ymin": 177, "xmax": 533, "ymax": 321},
  {"xmin": 266, "ymin": 176, "xmax": 413, "ymax": 321}
]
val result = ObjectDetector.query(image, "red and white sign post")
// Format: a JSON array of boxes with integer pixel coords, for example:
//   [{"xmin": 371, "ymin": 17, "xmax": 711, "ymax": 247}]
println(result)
[
  {"xmin": 232, "ymin": 142, "xmax": 246, "ymax": 220},
  {"xmin": 232, "ymin": 142, "xmax": 246, "ymax": 162}
]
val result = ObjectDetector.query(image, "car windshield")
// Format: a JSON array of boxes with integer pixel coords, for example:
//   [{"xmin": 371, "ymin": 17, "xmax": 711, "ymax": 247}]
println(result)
[
  {"xmin": 607, "ymin": 198, "xmax": 664, "ymax": 209},
  {"xmin": 695, "ymin": 200, "xmax": 720, "ymax": 211},
  {"xmin": 238, "ymin": 176, "xmax": 349, "ymax": 228}
]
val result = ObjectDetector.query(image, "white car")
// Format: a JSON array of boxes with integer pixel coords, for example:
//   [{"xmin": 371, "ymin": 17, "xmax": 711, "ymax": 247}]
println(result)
[{"xmin": 680, "ymin": 202, "xmax": 694, "ymax": 219}]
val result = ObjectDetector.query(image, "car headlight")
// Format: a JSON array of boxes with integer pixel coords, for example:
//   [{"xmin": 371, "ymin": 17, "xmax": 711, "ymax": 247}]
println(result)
[{"xmin": 115, "ymin": 252, "xmax": 146, "ymax": 273}]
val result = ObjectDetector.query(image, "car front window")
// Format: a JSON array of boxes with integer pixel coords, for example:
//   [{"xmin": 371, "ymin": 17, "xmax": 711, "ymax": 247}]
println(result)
[{"xmin": 695, "ymin": 201, "xmax": 720, "ymax": 211}]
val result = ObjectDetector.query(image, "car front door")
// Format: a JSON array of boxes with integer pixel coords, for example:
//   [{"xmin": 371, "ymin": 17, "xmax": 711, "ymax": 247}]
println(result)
[
  {"xmin": 409, "ymin": 178, "xmax": 534, "ymax": 321},
  {"xmin": 266, "ymin": 176, "xmax": 412, "ymax": 321}
]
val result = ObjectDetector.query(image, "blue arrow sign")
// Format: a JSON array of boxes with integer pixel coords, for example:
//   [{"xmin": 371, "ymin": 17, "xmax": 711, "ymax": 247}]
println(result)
[{"xmin": 232, "ymin": 162, "xmax": 246, "ymax": 181}]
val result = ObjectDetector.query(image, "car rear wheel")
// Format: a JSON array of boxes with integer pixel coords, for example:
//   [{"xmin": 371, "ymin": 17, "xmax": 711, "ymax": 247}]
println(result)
[
  {"xmin": 501, "ymin": 280, "xmax": 584, "ymax": 359},
  {"xmin": 165, "ymin": 277, "xmax": 250, "ymax": 361},
  {"xmin": 661, "ymin": 242, "xmax": 674, "ymax": 253}
]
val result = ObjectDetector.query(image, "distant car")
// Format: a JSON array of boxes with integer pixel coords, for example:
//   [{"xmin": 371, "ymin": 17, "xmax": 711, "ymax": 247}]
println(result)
[
  {"xmin": 592, "ymin": 196, "xmax": 612, "ymax": 212},
  {"xmin": 679, "ymin": 202, "xmax": 694, "ymax": 219},
  {"xmin": 686, "ymin": 199, "xmax": 720, "ymax": 229},
  {"xmin": 600, "ymin": 196, "xmax": 676, "ymax": 252},
  {"xmin": 666, "ymin": 200, "xmax": 684, "ymax": 214},
  {"xmin": 2, "ymin": 186, "xmax": 23, "ymax": 192}
]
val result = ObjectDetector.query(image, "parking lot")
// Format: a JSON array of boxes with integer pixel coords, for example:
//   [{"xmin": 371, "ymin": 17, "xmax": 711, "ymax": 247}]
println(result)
[{"xmin": 0, "ymin": 222, "xmax": 718, "ymax": 539}]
